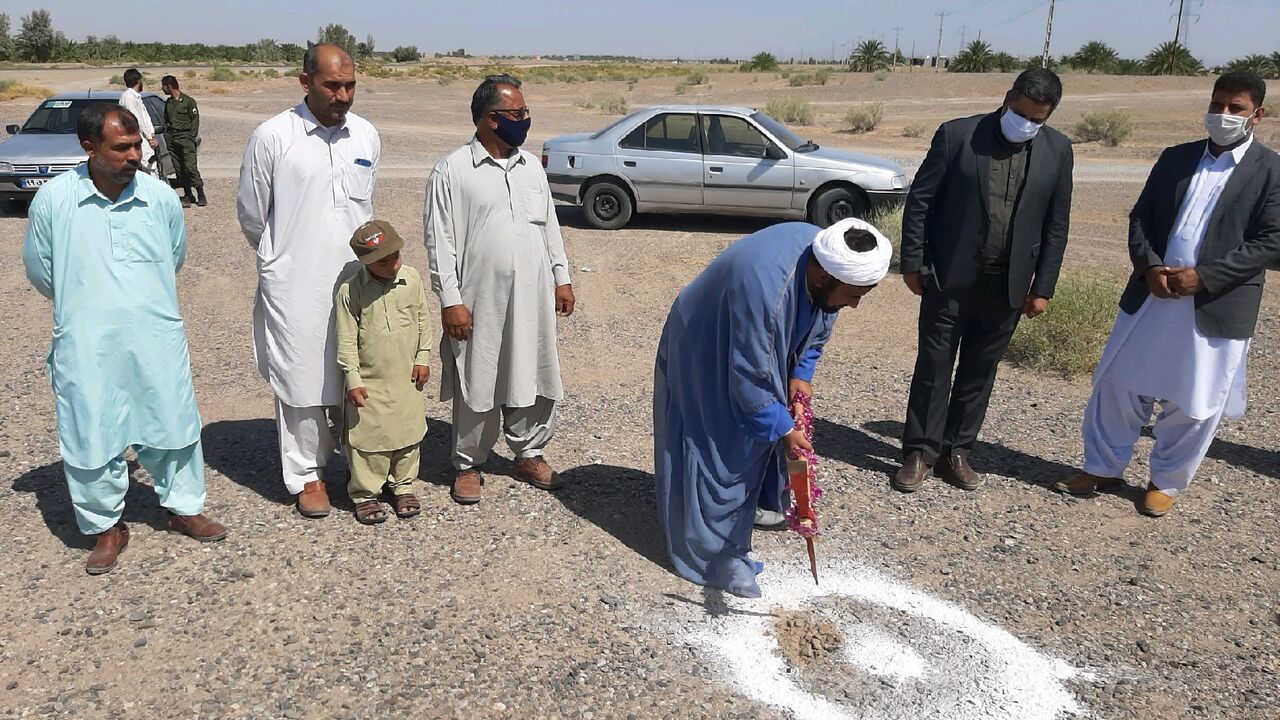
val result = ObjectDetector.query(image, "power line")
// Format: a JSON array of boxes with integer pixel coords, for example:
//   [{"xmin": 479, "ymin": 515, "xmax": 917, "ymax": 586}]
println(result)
[{"xmin": 935, "ymin": 10, "xmax": 950, "ymax": 68}]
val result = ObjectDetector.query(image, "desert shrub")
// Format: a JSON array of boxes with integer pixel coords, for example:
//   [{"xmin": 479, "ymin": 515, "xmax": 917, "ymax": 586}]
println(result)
[
  {"xmin": 1006, "ymin": 274, "xmax": 1121, "ymax": 376},
  {"xmin": 574, "ymin": 96, "xmax": 594, "ymax": 109},
  {"xmin": 686, "ymin": 70, "xmax": 708, "ymax": 85},
  {"xmin": 874, "ymin": 69, "xmax": 889, "ymax": 81},
  {"xmin": 869, "ymin": 203, "xmax": 905, "ymax": 269},
  {"xmin": 0, "ymin": 82, "xmax": 52, "ymax": 102},
  {"xmin": 765, "ymin": 97, "xmax": 814, "ymax": 125},
  {"xmin": 902, "ymin": 123, "xmax": 929, "ymax": 138},
  {"xmin": 815, "ymin": 69, "xmax": 831, "ymax": 84},
  {"xmin": 1074, "ymin": 110, "xmax": 1133, "ymax": 147},
  {"xmin": 788, "ymin": 70, "xmax": 829, "ymax": 87},
  {"xmin": 673, "ymin": 82, "xmax": 689, "ymax": 95},
  {"xmin": 596, "ymin": 94, "xmax": 629, "ymax": 115},
  {"xmin": 263, "ymin": 68, "xmax": 280, "ymax": 79},
  {"xmin": 108, "ymin": 74, "xmax": 124, "ymax": 86},
  {"xmin": 207, "ymin": 86, "xmax": 230, "ymax": 95},
  {"xmin": 183, "ymin": 70, "xmax": 198, "ymax": 79},
  {"xmin": 845, "ymin": 102, "xmax": 884, "ymax": 133},
  {"xmin": 206, "ymin": 66, "xmax": 239, "ymax": 82}
]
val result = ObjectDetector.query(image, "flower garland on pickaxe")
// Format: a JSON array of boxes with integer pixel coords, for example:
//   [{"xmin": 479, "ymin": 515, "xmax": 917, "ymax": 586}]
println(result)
[{"xmin": 785, "ymin": 390, "xmax": 821, "ymax": 584}]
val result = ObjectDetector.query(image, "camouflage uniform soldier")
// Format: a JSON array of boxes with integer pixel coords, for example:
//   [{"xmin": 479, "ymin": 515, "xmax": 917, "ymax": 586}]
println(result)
[{"xmin": 161, "ymin": 75, "xmax": 205, "ymax": 207}]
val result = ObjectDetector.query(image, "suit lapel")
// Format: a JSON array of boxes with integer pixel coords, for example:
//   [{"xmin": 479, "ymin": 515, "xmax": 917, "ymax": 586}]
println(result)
[
  {"xmin": 1207, "ymin": 141, "xmax": 1262, "ymax": 229},
  {"xmin": 1171, "ymin": 142, "xmax": 1203, "ymax": 215}
]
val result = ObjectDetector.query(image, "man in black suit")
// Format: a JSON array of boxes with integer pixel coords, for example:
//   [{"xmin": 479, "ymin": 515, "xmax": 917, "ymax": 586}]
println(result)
[
  {"xmin": 895, "ymin": 68, "xmax": 1074, "ymax": 493},
  {"xmin": 1058, "ymin": 72, "xmax": 1279, "ymax": 517}
]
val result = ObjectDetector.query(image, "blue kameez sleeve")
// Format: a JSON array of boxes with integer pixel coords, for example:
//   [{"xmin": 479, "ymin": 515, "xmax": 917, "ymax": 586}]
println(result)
[
  {"xmin": 727, "ymin": 282, "xmax": 793, "ymax": 444},
  {"xmin": 22, "ymin": 189, "xmax": 55, "ymax": 298}
]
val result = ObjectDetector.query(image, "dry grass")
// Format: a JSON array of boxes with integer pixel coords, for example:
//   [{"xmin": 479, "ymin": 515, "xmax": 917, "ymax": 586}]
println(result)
[
  {"xmin": 1006, "ymin": 274, "xmax": 1121, "ymax": 377},
  {"xmin": 765, "ymin": 97, "xmax": 814, "ymax": 125},
  {"xmin": 901, "ymin": 123, "xmax": 929, "ymax": 138},
  {"xmin": 869, "ymin": 203, "xmax": 904, "ymax": 269},
  {"xmin": 0, "ymin": 81, "xmax": 52, "ymax": 102},
  {"xmin": 1074, "ymin": 110, "xmax": 1134, "ymax": 147},
  {"xmin": 845, "ymin": 102, "xmax": 884, "ymax": 133}
]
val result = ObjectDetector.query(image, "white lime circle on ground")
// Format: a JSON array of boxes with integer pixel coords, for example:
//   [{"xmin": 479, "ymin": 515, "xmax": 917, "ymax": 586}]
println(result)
[{"xmin": 685, "ymin": 559, "xmax": 1094, "ymax": 720}]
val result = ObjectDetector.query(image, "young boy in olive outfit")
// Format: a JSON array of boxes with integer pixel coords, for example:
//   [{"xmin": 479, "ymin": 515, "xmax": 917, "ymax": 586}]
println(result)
[{"xmin": 335, "ymin": 219, "xmax": 432, "ymax": 524}]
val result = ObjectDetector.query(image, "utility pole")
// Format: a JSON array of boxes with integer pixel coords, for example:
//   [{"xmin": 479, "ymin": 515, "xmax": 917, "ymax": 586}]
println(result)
[
  {"xmin": 958, "ymin": 24, "xmax": 969, "ymax": 50},
  {"xmin": 935, "ymin": 11, "xmax": 949, "ymax": 70},
  {"xmin": 892, "ymin": 26, "xmax": 902, "ymax": 69},
  {"xmin": 1040, "ymin": 0, "xmax": 1056, "ymax": 67},
  {"xmin": 1173, "ymin": 0, "xmax": 1185, "ymax": 44},
  {"xmin": 910, "ymin": 40, "xmax": 916, "ymax": 72}
]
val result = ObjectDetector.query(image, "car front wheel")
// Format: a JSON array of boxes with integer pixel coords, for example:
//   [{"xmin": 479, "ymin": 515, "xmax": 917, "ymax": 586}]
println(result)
[
  {"xmin": 810, "ymin": 186, "xmax": 869, "ymax": 228},
  {"xmin": 582, "ymin": 181, "xmax": 633, "ymax": 230}
]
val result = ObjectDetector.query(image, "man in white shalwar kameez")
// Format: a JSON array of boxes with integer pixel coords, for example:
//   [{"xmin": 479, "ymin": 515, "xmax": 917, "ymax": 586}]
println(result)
[
  {"xmin": 424, "ymin": 74, "xmax": 574, "ymax": 505},
  {"xmin": 1058, "ymin": 73, "xmax": 1280, "ymax": 516},
  {"xmin": 236, "ymin": 44, "xmax": 380, "ymax": 517},
  {"xmin": 119, "ymin": 69, "xmax": 158, "ymax": 176}
]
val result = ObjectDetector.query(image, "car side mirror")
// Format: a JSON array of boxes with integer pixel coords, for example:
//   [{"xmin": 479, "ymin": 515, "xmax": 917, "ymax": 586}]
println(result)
[
  {"xmin": 5, "ymin": 125, "xmax": 18, "ymax": 135},
  {"xmin": 765, "ymin": 143, "xmax": 787, "ymax": 161}
]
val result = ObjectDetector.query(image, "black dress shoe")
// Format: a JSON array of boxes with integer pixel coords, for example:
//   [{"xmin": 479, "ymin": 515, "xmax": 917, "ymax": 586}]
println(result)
[
  {"xmin": 936, "ymin": 453, "xmax": 983, "ymax": 490},
  {"xmin": 893, "ymin": 452, "xmax": 931, "ymax": 493}
]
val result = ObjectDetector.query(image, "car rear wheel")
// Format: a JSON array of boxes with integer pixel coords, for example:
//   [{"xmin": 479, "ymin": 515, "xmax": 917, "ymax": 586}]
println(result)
[
  {"xmin": 810, "ymin": 186, "xmax": 869, "ymax": 228},
  {"xmin": 0, "ymin": 196, "xmax": 28, "ymax": 216},
  {"xmin": 582, "ymin": 181, "xmax": 633, "ymax": 230}
]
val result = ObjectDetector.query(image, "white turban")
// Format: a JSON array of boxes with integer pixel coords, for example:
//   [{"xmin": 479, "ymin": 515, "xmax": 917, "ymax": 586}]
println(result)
[{"xmin": 811, "ymin": 218, "xmax": 893, "ymax": 287}]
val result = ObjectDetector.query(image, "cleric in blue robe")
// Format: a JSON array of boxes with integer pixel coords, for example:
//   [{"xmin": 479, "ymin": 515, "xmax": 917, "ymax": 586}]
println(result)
[{"xmin": 653, "ymin": 218, "xmax": 893, "ymax": 598}]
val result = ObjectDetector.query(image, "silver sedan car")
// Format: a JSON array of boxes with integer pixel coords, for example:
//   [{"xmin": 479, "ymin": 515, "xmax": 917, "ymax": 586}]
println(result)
[
  {"xmin": 542, "ymin": 104, "xmax": 908, "ymax": 229},
  {"xmin": 1, "ymin": 90, "xmax": 180, "ymax": 212}
]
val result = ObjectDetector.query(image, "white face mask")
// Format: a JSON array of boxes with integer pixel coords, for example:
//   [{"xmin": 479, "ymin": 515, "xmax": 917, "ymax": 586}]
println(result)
[
  {"xmin": 1000, "ymin": 107, "xmax": 1041, "ymax": 144},
  {"xmin": 1204, "ymin": 111, "xmax": 1256, "ymax": 146}
]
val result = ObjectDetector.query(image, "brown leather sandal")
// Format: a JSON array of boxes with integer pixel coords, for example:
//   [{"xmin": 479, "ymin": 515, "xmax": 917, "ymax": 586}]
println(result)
[
  {"xmin": 394, "ymin": 494, "xmax": 421, "ymax": 519},
  {"xmin": 354, "ymin": 500, "xmax": 388, "ymax": 525}
]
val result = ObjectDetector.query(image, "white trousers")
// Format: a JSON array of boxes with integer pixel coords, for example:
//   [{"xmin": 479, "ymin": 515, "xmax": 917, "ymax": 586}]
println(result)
[
  {"xmin": 450, "ymin": 371, "xmax": 555, "ymax": 471},
  {"xmin": 1081, "ymin": 377, "xmax": 1224, "ymax": 496},
  {"xmin": 275, "ymin": 399, "xmax": 339, "ymax": 495}
]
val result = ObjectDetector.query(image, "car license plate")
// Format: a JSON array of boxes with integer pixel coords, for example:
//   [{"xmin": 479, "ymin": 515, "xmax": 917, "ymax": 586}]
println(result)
[{"xmin": 19, "ymin": 178, "xmax": 47, "ymax": 189}]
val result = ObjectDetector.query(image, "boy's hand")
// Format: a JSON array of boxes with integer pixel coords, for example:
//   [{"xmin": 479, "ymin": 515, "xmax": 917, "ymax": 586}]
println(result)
[
  {"xmin": 412, "ymin": 364, "xmax": 430, "ymax": 390},
  {"xmin": 347, "ymin": 387, "xmax": 368, "ymax": 408}
]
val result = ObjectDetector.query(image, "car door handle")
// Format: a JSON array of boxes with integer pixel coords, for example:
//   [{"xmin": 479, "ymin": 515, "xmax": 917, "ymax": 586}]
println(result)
[
  {"xmin": 708, "ymin": 166, "xmax": 723, "ymax": 174},
  {"xmin": 623, "ymin": 160, "xmax": 636, "ymax": 167}
]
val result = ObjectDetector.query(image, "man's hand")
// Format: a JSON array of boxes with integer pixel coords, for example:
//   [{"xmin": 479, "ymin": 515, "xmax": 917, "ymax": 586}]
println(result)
[
  {"xmin": 902, "ymin": 271, "xmax": 924, "ymax": 297},
  {"xmin": 555, "ymin": 284, "xmax": 576, "ymax": 317},
  {"xmin": 411, "ymin": 364, "xmax": 430, "ymax": 390},
  {"xmin": 442, "ymin": 304, "xmax": 472, "ymax": 340},
  {"xmin": 148, "ymin": 137, "xmax": 158, "ymax": 149},
  {"xmin": 1143, "ymin": 266, "xmax": 1175, "ymax": 299},
  {"xmin": 1021, "ymin": 294, "xmax": 1049, "ymax": 318},
  {"xmin": 347, "ymin": 386, "xmax": 368, "ymax": 408},
  {"xmin": 1165, "ymin": 266, "xmax": 1204, "ymax": 296},
  {"xmin": 782, "ymin": 428, "xmax": 814, "ymax": 459},
  {"xmin": 788, "ymin": 378, "xmax": 813, "ymax": 417}
]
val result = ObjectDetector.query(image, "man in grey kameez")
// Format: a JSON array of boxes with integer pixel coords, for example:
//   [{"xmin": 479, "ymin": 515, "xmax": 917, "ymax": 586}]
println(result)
[{"xmin": 424, "ymin": 74, "xmax": 575, "ymax": 505}]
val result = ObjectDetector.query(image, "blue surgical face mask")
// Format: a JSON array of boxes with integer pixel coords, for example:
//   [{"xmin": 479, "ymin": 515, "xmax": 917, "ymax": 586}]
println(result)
[
  {"xmin": 493, "ymin": 114, "xmax": 531, "ymax": 148},
  {"xmin": 1000, "ymin": 106, "xmax": 1042, "ymax": 144}
]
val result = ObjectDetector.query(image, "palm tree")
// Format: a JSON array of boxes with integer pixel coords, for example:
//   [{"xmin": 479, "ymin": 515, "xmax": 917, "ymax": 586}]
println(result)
[
  {"xmin": 746, "ymin": 51, "xmax": 779, "ymax": 72},
  {"xmin": 847, "ymin": 40, "xmax": 890, "ymax": 72},
  {"xmin": 992, "ymin": 52, "xmax": 1021, "ymax": 72},
  {"xmin": 1143, "ymin": 41, "xmax": 1203, "ymax": 76},
  {"xmin": 1222, "ymin": 54, "xmax": 1275, "ymax": 78},
  {"xmin": 1070, "ymin": 41, "xmax": 1119, "ymax": 73},
  {"xmin": 1271, "ymin": 52, "xmax": 1280, "ymax": 79},
  {"xmin": 949, "ymin": 40, "xmax": 995, "ymax": 73},
  {"xmin": 1112, "ymin": 58, "xmax": 1145, "ymax": 76}
]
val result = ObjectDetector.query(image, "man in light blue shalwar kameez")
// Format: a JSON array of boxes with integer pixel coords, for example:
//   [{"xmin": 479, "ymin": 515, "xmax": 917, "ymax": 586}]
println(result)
[
  {"xmin": 23, "ymin": 104, "xmax": 227, "ymax": 575},
  {"xmin": 654, "ymin": 219, "xmax": 893, "ymax": 598}
]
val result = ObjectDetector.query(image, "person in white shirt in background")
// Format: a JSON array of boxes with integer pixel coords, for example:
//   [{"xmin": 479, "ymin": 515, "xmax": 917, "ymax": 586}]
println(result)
[
  {"xmin": 118, "ymin": 68, "xmax": 158, "ymax": 176},
  {"xmin": 236, "ymin": 43, "xmax": 381, "ymax": 518},
  {"xmin": 1058, "ymin": 72, "xmax": 1280, "ymax": 517}
]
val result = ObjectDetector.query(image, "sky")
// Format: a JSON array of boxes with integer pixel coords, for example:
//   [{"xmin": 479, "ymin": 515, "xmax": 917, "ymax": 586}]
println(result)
[{"xmin": 3, "ymin": 0, "xmax": 1277, "ymax": 66}]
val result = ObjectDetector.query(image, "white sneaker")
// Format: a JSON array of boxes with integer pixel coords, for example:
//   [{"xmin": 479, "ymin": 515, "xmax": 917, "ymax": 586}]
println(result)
[{"xmin": 753, "ymin": 508, "xmax": 786, "ymax": 530}]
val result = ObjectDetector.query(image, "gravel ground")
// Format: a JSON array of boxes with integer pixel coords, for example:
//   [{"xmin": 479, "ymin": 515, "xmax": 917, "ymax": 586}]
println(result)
[{"xmin": 0, "ymin": 70, "xmax": 1277, "ymax": 720}]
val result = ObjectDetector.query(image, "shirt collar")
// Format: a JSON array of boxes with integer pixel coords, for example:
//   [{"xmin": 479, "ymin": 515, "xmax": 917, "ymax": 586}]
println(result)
[
  {"xmin": 73, "ymin": 163, "xmax": 147, "ymax": 207},
  {"xmin": 1204, "ymin": 134, "xmax": 1254, "ymax": 165},
  {"xmin": 469, "ymin": 135, "xmax": 523, "ymax": 168},
  {"xmin": 297, "ymin": 100, "xmax": 348, "ymax": 137}
]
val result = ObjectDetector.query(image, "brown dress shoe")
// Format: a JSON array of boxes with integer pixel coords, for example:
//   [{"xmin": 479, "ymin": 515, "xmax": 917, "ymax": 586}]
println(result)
[
  {"xmin": 1139, "ymin": 484, "xmax": 1174, "ymax": 517},
  {"xmin": 296, "ymin": 480, "xmax": 331, "ymax": 518},
  {"xmin": 936, "ymin": 453, "xmax": 982, "ymax": 490},
  {"xmin": 86, "ymin": 522, "xmax": 130, "ymax": 575},
  {"xmin": 451, "ymin": 469, "xmax": 483, "ymax": 505},
  {"xmin": 516, "ymin": 456, "xmax": 565, "ymax": 491},
  {"xmin": 1053, "ymin": 472, "xmax": 1123, "ymax": 496},
  {"xmin": 167, "ymin": 512, "xmax": 228, "ymax": 542},
  {"xmin": 893, "ymin": 452, "xmax": 930, "ymax": 493}
]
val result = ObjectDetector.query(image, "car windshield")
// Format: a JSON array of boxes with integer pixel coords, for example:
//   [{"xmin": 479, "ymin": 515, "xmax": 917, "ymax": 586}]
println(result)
[
  {"xmin": 751, "ymin": 111, "xmax": 819, "ymax": 152},
  {"xmin": 591, "ymin": 112, "xmax": 641, "ymax": 139},
  {"xmin": 20, "ymin": 99, "xmax": 101, "ymax": 134}
]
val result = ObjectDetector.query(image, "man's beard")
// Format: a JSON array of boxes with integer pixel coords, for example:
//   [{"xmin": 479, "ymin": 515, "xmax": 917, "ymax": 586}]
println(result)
[
  {"xmin": 91, "ymin": 155, "xmax": 139, "ymax": 185},
  {"xmin": 810, "ymin": 281, "xmax": 842, "ymax": 313}
]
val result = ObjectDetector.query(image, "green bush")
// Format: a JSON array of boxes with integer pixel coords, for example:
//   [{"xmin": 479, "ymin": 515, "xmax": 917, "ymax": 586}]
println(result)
[
  {"xmin": 902, "ymin": 123, "xmax": 929, "ymax": 138},
  {"xmin": 108, "ymin": 74, "xmax": 124, "ymax": 86},
  {"xmin": 845, "ymin": 102, "xmax": 884, "ymax": 133},
  {"xmin": 263, "ymin": 68, "xmax": 280, "ymax": 79},
  {"xmin": 206, "ymin": 66, "xmax": 239, "ymax": 82},
  {"xmin": 1074, "ymin": 110, "xmax": 1134, "ymax": 147},
  {"xmin": 788, "ymin": 70, "xmax": 829, "ymax": 87},
  {"xmin": 874, "ymin": 69, "xmax": 889, "ymax": 81},
  {"xmin": 1006, "ymin": 274, "xmax": 1121, "ymax": 377},
  {"xmin": 596, "ymin": 94, "xmax": 629, "ymax": 115},
  {"xmin": 686, "ymin": 70, "xmax": 708, "ymax": 85},
  {"xmin": 869, "ymin": 203, "xmax": 904, "ymax": 269},
  {"xmin": 765, "ymin": 97, "xmax": 814, "ymax": 125},
  {"xmin": 673, "ymin": 82, "xmax": 689, "ymax": 95}
]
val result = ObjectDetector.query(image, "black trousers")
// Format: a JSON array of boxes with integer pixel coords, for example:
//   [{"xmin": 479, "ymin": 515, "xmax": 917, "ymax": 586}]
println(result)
[{"xmin": 903, "ymin": 272, "xmax": 1022, "ymax": 462}]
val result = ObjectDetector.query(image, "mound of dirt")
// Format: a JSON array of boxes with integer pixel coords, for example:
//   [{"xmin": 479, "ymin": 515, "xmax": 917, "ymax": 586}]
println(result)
[{"xmin": 772, "ymin": 609, "xmax": 844, "ymax": 668}]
